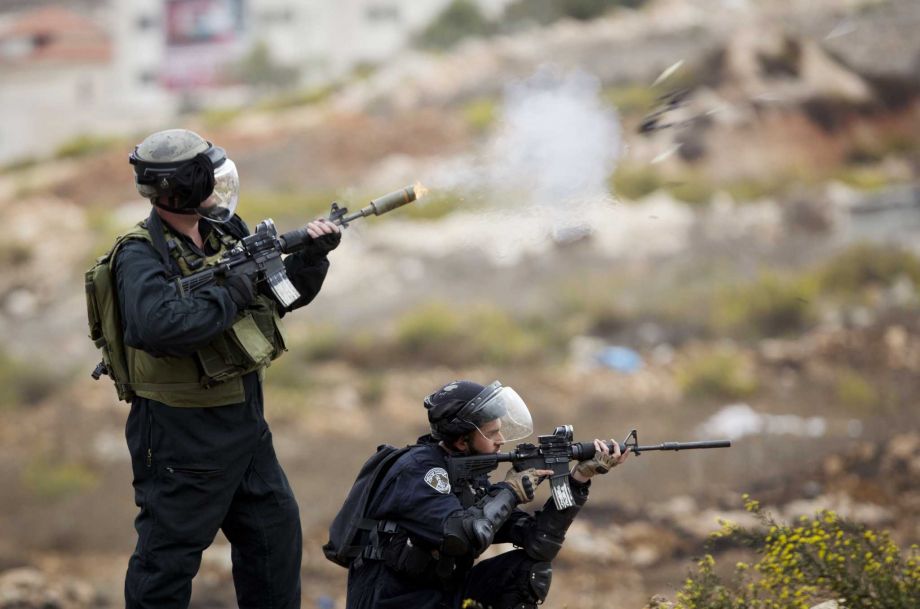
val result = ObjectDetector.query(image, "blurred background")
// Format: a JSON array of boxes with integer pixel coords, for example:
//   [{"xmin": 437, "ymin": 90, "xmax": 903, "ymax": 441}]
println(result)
[{"xmin": 0, "ymin": 0, "xmax": 918, "ymax": 607}]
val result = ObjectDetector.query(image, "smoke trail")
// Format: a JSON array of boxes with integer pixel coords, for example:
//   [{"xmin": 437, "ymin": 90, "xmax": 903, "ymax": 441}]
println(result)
[
  {"xmin": 427, "ymin": 66, "xmax": 623, "ymax": 214},
  {"xmin": 487, "ymin": 66, "xmax": 623, "ymax": 209},
  {"xmin": 413, "ymin": 66, "xmax": 625, "ymax": 258}
]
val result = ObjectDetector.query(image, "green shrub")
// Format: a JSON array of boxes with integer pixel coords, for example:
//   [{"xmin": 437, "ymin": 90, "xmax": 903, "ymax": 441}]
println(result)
[
  {"xmin": 819, "ymin": 243, "xmax": 920, "ymax": 295},
  {"xmin": 502, "ymin": 0, "xmax": 646, "ymax": 26},
  {"xmin": 241, "ymin": 189, "xmax": 337, "ymax": 226},
  {"xmin": 0, "ymin": 352, "xmax": 63, "ymax": 408},
  {"xmin": 360, "ymin": 374, "xmax": 386, "ymax": 407},
  {"xmin": 263, "ymin": 356, "xmax": 317, "ymax": 394},
  {"xmin": 256, "ymin": 85, "xmax": 335, "ymax": 112},
  {"xmin": 675, "ymin": 496, "xmax": 920, "ymax": 609},
  {"xmin": 201, "ymin": 107, "xmax": 243, "ymax": 130},
  {"xmin": 0, "ymin": 241, "xmax": 31, "ymax": 267},
  {"xmin": 22, "ymin": 458, "xmax": 98, "ymax": 500},
  {"xmin": 394, "ymin": 302, "xmax": 466, "ymax": 362},
  {"xmin": 724, "ymin": 176, "xmax": 791, "ymax": 202},
  {"xmin": 713, "ymin": 273, "xmax": 819, "ymax": 338},
  {"xmin": 666, "ymin": 174, "xmax": 716, "ymax": 206},
  {"xmin": 54, "ymin": 134, "xmax": 119, "ymax": 159},
  {"xmin": 416, "ymin": 0, "xmax": 495, "ymax": 50},
  {"xmin": 462, "ymin": 97, "xmax": 497, "ymax": 133},
  {"xmin": 393, "ymin": 302, "xmax": 554, "ymax": 366},
  {"xmin": 350, "ymin": 62, "xmax": 378, "ymax": 81},
  {"xmin": 676, "ymin": 347, "xmax": 758, "ymax": 400},
  {"xmin": 848, "ymin": 129, "xmax": 920, "ymax": 164},
  {"xmin": 602, "ymin": 85, "xmax": 657, "ymax": 115},
  {"xmin": 467, "ymin": 307, "xmax": 547, "ymax": 366},
  {"xmin": 559, "ymin": 290, "xmax": 630, "ymax": 337},
  {"xmin": 232, "ymin": 41, "xmax": 299, "ymax": 89},
  {"xmin": 502, "ymin": 0, "xmax": 560, "ymax": 25},
  {"xmin": 834, "ymin": 368, "xmax": 878, "ymax": 411},
  {"xmin": 832, "ymin": 166, "xmax": 890, "ymax": 191},
  {"xmin": 0, "ymin": 156, "xmax": 39, "ymax": 174},
  {"xmin": 610, "ymin": 164, "xmax": 663, "ymax": 200}
]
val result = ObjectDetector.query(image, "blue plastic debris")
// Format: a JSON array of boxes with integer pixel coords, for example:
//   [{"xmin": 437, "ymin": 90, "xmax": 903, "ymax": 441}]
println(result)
[
  {"xmin": 317, "ymin": 596, "xmax": 335, "ymax": 609},
  {"xmin": 595, "ymin": 346, "xmax": 643, "ymax": 373}
]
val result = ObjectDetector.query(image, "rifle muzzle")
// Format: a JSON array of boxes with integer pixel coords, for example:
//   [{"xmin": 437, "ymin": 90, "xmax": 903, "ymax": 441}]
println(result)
[{"xmin": 363, "ymin": 185, "xmax": 417, "ymax": 216}]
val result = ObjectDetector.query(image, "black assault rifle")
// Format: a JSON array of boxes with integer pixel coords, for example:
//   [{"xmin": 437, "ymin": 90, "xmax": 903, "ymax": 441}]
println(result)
[
  {"xmin": 447, "ymin": 426, "xmax": 731, "ymax": 510},
  {"xmin": 177, "ymin": 185, "xmax": 419, "ymax": 308}
]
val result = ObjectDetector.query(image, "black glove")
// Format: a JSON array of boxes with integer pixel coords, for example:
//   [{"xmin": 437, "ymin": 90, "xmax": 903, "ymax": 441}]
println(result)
[
  {"xmin": 224, "ymin": 273, "xmax": 256, "ymax": 309},
  {"xmin": 302, "ymin": 231, "xmax": 341, "ymax": 257}
]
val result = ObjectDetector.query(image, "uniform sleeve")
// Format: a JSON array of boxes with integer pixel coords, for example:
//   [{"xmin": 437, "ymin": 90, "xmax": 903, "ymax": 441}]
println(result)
[
  {"xmin": 370, "ymin": 453, "xmax": 464, "ymax": 548},
  {"xmin": 494, "ymin": 509, "xmax": 534, "ymax": 545},
  {"xmin": 114, "ymin": 239, "xmax": 239, "ymax": 357}
]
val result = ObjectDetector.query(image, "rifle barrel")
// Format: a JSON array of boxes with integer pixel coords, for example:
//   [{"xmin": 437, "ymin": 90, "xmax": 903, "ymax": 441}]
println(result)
[
  {"xmin": 570, "ymin": 439, "xmax": 731, "ymax": 460},
  {"xmin": 633, "ymin": 440, "xmax": 732, "ymax": 452}
]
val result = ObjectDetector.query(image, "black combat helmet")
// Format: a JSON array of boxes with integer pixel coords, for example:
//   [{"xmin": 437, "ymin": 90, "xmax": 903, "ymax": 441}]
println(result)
[{"xmin": 424, "ymin": 380, "xmax": 533, "ymax": 442}]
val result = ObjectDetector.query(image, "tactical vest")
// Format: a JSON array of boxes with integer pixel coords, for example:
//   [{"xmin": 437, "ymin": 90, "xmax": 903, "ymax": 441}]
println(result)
[{"xmin": 86, "ymin": 211, "xmax": 287, "ymax": 407}]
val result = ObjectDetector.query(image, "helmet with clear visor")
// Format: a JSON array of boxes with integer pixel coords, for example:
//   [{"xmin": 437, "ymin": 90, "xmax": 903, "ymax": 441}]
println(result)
[
  {"xmin": 129, "ymin": 129, "xmax": 240, "ymax": 223},
  {"xmin": 425, "ymin": 380, "xmax": 534, "ymax": 444}
]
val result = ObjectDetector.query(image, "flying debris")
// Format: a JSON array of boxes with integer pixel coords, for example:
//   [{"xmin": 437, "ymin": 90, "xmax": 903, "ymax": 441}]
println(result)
[
  {"xmin": 639, "ymin": 88, "xmax": 692, "ymax": 134},
  {"xmin": 652, "ymin": 143, "xmax": 683, "ymax": 164},
  {"xmin": 825, "ymin": 20, "xmax": 857, "ymax": 40},
  {"xmin": 652, "ymin": 59, "xmax": 685, "ymax": 87}
]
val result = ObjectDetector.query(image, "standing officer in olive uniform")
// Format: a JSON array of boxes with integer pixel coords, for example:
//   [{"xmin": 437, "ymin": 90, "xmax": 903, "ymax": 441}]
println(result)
[
  {"xmin": 345, "ymin": 380, "xmax": 629, "ymax": 609},
  {"xmin": 107, "ymin": 129, "xmax": 340, "ymax": 609}
]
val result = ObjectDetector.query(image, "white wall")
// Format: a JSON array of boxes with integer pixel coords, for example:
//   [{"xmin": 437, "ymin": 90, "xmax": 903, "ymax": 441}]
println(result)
[
  {"xmin": 0, "ymin": 63, "xmax": 115, "ymax": 161},
  {"xmin": 0, "ymin": 0, "xmax": 512, "ymax": 162}
]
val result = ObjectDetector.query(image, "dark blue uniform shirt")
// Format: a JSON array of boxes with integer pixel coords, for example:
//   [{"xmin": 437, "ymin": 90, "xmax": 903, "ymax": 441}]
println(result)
[{"xmin": 347, "ymin": 442, "xmax": 534, "ymax": 609}]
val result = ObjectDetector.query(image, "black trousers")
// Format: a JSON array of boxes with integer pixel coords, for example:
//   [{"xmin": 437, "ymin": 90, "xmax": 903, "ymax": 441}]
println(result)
[
  {"xmin": 347, "ymin": 549, "xmax": 545, "ymax": 609},
  {"xmin": 124, "ymin": 394, "xmax": 302, "ymax": 609}
]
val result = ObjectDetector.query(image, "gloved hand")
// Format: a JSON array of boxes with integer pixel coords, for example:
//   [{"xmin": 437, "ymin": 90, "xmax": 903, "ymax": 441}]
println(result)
[
  {"xmin": 573, "ymin": 439, "xmax": 629, "ymax": 481},
  {"xmin": 503, "ymin": 468, "xmax": 550, "ymax": 504},
  {"xmin": 224, "ymin": 273, "xmax": 256, "ymax": 309},
  {"xmin": 301, "ymin": 219, "xmax": 341, "ymax": 256}
]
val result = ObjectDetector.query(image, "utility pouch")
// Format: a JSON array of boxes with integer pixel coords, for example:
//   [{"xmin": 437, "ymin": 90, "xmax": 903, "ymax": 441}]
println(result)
[
  {"xmin": 231, "ymin": 314, "xmax": 274, "ymax": 365},
  {"xmin": 196, "ymin": 314, "xmax": 268, "ymax": 384},
  {"xmin": 239, "ymin": 295, "xmax": 287, "ymax": 362},
  {"xmin": 381, "ymin": 530, "xmax": 435, "ymax": 578},
  {"xmin": 195, "ymin": 296, "xmax": 287, "ymax": 385}
]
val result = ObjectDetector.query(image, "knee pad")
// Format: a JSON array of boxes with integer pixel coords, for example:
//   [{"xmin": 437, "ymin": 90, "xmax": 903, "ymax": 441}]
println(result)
[
  {"xmin": 526, "ymin": 561, "xmax": 552, "ymax": 604},
  {"xmin": 507, "ymin": 560, "xmax": 552, "ymax": 607}
]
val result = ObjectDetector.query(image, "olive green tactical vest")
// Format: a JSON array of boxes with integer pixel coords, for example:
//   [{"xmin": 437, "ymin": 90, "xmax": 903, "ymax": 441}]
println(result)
[{"xmin": 87, "ymin": 216, "xmax": 287, "ymax": 407}]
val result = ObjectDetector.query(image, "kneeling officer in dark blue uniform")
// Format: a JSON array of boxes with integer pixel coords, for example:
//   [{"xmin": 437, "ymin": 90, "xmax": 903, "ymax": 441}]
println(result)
[{"xmin": 345, "ymin": 380, "xmax": 629, "ymax": 609}]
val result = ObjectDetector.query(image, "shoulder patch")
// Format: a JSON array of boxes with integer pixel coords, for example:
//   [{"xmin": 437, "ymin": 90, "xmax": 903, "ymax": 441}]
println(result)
[{"xmin": 424, "ymin": 467, "xmax": 451, "ymax": 494}]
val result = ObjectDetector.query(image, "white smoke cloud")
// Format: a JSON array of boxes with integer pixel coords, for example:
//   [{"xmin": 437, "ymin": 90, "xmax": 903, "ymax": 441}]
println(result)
[
  {"xmin": 487, "ymin": 66, "xmax": 623, "ymax": 208},
  {"xmin": 428, "ymin": 66, "xmax": 624, "ymax": 211}
]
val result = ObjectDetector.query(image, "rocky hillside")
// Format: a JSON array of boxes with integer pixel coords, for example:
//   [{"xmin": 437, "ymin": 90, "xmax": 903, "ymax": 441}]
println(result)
[{"xmin": 0, "ymin": 0, "xmax": 918, "ymax": 607}]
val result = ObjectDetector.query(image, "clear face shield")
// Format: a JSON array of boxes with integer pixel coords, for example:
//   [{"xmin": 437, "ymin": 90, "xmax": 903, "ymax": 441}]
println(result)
[
  {"xmin": 460, "ymin": 382, "xmax": 534, "ymax": 444},
  {"xmin": 197, "ymin": 158, "xmax": 239, "ymax": 223}
]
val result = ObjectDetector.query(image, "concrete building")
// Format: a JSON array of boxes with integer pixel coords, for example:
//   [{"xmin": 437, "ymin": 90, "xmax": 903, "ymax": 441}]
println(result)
[
  {"xmin": 0, "ymin": 0, "xmax": 510, "ymax": 163},
  {"xmin": 0, "ymin": 3, "xmax": 174, "ymax": 164},
  {"xmin": 0, "ymin": 6, "xmax": 115, "ymax": 163},
  {"xmin": 113, "ymin": 0, "xmax": 511, "ymax": 92}
]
